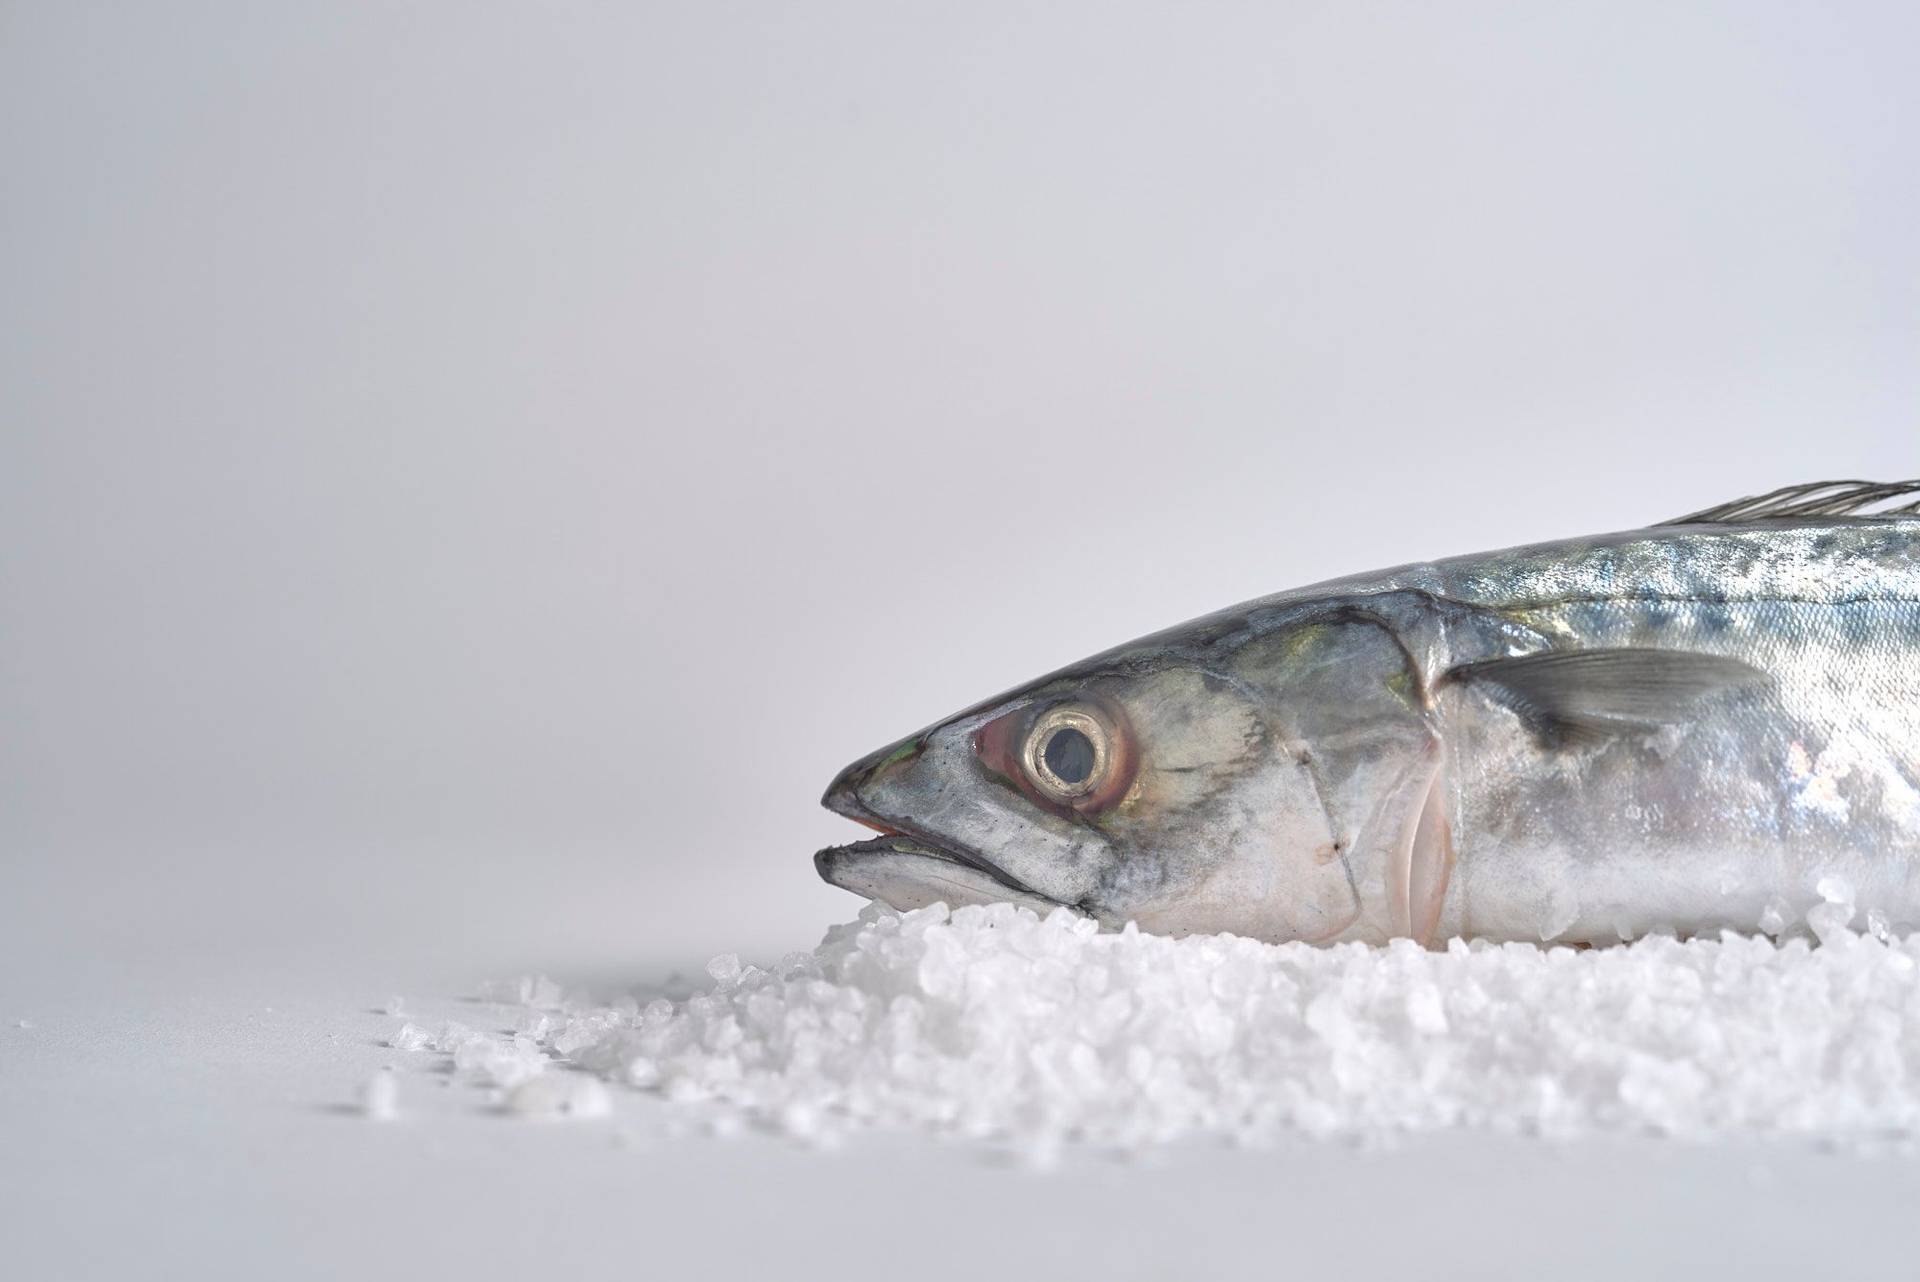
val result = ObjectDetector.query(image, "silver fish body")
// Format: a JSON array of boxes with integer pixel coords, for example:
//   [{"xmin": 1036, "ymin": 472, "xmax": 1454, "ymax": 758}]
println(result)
[{"xmin": 817, "ymin": 484, "xmax": 1920, "ymax": 945}]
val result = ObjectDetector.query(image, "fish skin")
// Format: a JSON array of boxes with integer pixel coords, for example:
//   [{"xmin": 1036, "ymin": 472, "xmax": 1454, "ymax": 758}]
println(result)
[{"xmin": 818, "ymin": 510, "xmax": 1920, "ymax": 945}]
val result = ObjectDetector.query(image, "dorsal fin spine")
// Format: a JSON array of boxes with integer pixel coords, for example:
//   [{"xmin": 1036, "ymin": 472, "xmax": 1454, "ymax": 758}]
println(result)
[{"xmin": 1661, "ymin": 479, "xmax": 1920, "ymax": 526}]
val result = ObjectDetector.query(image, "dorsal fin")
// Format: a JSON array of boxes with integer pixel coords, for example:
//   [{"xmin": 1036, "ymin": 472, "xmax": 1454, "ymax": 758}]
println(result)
[{"xmin": 1661, "ymin": 479, "xmax": 1920, "ymax": 526}]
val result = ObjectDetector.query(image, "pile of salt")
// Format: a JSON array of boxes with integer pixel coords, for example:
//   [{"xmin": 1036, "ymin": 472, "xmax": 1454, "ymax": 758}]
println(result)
[{"xmin": 381, "ymin": 893, "xmax": 1920, "ymax": 1151}]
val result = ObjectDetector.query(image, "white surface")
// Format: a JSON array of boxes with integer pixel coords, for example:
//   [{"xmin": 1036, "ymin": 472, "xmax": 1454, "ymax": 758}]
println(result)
[{"xmin": 13, "ymin": 919, "xmax": 1920, "ymax": 1281}]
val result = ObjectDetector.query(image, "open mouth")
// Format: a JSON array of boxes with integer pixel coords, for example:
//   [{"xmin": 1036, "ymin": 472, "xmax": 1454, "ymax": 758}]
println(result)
[
  {"xmin": 816, "ymin": 735, "xmax": 1061, "ymax": 914},
  {"xmin": 813, "ymin": 833, "xmax": 1059, "ymax": 914},
  {"xmin": 814, "ymin": 781, "xmax": 1056, "ymax": 913}
]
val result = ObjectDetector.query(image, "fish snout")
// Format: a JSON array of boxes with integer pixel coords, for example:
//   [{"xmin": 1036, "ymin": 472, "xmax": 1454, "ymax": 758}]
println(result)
[{"xmin": 820, "ymin": 737, "xmax": 925, "ymax": 827}]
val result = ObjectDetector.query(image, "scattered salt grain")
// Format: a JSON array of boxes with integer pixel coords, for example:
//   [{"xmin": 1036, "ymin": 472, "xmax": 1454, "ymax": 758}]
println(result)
[
  {"xmin": 454, "ymin": 1034, "xmax": 546, "ymax": 1089},
  {"xmin": 503, "ymin": 1074, "xmax": 612, "ymax": 1119},
  {"xmin": 387, "ymin": 1022, "xmax": 433, "ymax": 1052},
  {"xmin": 358, "ymin": 1071, "xmax": 398, "ymax": 1120}
]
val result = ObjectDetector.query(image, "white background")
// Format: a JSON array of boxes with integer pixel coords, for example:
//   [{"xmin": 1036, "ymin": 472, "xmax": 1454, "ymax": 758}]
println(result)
[{"xmin": 4, "ymin": 3, "xmax": 1916, "ymax": 1278}]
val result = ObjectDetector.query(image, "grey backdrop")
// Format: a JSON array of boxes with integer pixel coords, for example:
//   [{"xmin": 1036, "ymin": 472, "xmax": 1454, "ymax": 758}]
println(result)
[{"xmin": 5, "ymin": 2, "xmax": 1915, "ymax": 984}]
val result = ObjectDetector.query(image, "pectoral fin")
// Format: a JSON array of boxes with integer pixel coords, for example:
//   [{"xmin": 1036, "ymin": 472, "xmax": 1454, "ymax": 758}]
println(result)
[{"xmin": 1445, "ymin": 648, "xmax": 1768, "ymax": 748}]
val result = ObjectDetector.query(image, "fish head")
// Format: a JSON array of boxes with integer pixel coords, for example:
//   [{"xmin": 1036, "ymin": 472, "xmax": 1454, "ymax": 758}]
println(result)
[{"xmin": 816, "ymin": 606, "xmax": 1448, "ymax": 944}]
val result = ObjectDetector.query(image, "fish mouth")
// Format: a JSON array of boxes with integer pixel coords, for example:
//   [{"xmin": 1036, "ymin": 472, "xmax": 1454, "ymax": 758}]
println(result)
[
  {"xmin": 813, "ymin": 834, "xmax": 1060, "ymax": 914},
  {"xmin": 815, "ymin": 782, "xmax": 1057, "ymax": 912}
]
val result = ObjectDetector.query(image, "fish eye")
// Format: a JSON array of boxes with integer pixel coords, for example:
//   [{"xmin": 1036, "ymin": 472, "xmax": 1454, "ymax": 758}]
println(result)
[
  {"xmin": 973, "ymin": 693, "xmax": 1136, "ymax": 815},
  {"xmin": 1044, "ymin": 726, "xmax": 1096, "ymax": 784},
  {"xmin": 1022, "ymin": 705, "xmax": 1112, "ymax": 802}
]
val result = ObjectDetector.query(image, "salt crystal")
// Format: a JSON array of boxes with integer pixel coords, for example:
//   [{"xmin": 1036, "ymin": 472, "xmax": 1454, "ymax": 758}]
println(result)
[
  {"xmin": 504, "ymin": 1074, "xmax": 612, "ymax": 1119},
  {"xmin": 1867, "ymin": 909, "xmax": 1894, "ymax": 944},
  {"xmin": 433, "ymin": 1021, "xmax": 477, "ymax": 1052},
  {"xmin": 358, "ymin": 1071, "xmax": 398, "ymax": 1121},
  {"xmin": 388, "ymin": 1022, "xmax": 433, "ymax": 1052},
  {"xmin": 1536, "ymin": 888, "xmax": 1580, "ymax": 942},
  {"xmin": 1807, "ymin": 902, "xmax": 1856, "ymax": 945},
  {"xmin": 1405, "ymin": 984, "xmax": 1449, "ymax": 1035}
]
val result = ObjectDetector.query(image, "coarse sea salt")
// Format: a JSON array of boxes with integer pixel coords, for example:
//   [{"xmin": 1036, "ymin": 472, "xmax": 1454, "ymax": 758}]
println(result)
[{"xmin": 388, "ymin": 897, "xmax": 1920, "ymax": 1150}]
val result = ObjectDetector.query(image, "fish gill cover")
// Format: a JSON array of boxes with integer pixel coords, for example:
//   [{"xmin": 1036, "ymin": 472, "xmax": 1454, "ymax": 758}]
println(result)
[{"xmin": 375, "ymin": 879, "xmax": 1920, "ymax": 1158}]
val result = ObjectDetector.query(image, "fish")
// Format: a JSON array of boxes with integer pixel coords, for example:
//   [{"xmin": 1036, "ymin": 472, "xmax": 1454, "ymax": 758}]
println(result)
[{"xmin": 815, "ymin": 480, "xmax": 1920, "ymax": 946}]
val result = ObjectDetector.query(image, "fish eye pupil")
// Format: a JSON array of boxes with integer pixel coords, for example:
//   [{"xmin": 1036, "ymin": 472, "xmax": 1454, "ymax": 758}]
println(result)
[{"xmin": 1042, "ymin": 726, "xmax": 1096, "ymax": 785}]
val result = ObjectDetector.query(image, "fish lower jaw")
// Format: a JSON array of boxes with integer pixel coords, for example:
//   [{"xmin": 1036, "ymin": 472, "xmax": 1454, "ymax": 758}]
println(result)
[{"xmin": 814, "ymin": 835, "xmax": 1059, "ymax": 915}]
